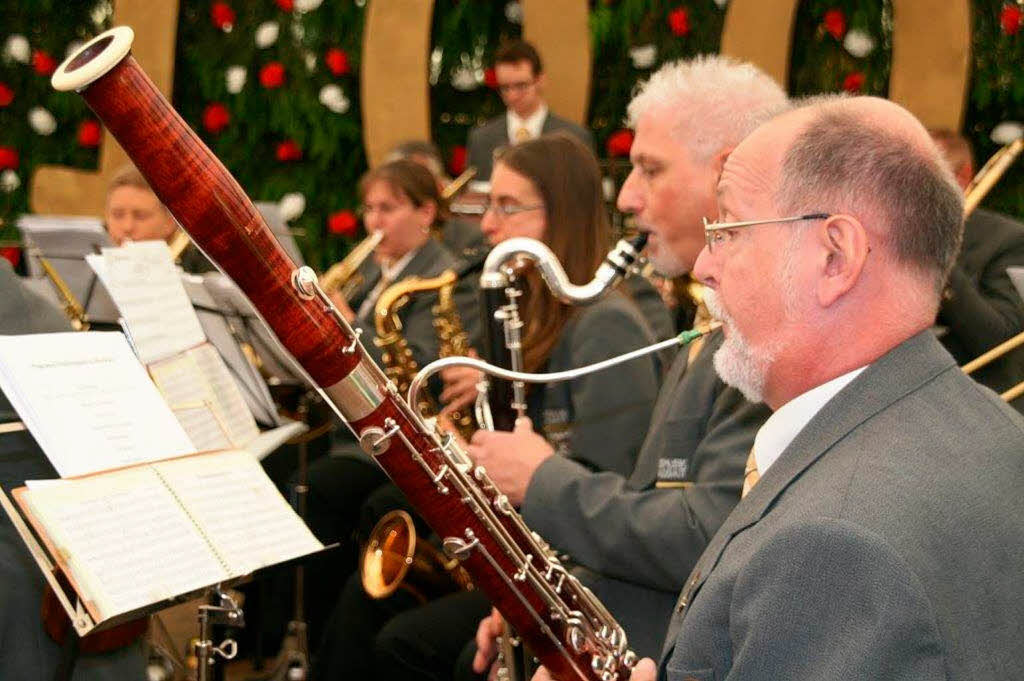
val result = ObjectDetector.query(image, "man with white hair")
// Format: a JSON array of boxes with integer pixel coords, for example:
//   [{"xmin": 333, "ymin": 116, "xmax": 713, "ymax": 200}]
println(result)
[
  {"xmin": 453, "ymin": 56, "xmax": 786, "ymax": 676},
  {"xmin": 607, "ymin": 95, "xmax": 1024, "ymax": 681}
]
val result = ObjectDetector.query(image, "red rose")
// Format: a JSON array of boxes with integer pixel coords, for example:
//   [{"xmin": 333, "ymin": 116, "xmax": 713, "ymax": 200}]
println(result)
[
  {"xmin": 1, "ymin": 247, "xmax": 21, "ymax": 269},
  {"xmin": 1001, "ymin": 4, "xmax": 1023, "ymax": 35},
  {"xmin": 823, "ymin": 8, "xmax": 847, "ymax": 40},
  {"xmin": 448, "ymin": 145, "xmax": 468, "ymax": 176},
  {"xmin": 210, "ymin": 2, "xmax": 236, "ymax": 30},
  {"xmin": 605, "ymin": 129, "xmax": 634, "ymax": 158},
  {"xmin": 0, "ymin": 82, "xmax": 13, "ymax": 108},
  {"xmin": 259, "ymin": 62, "xmax": 286, "ymax": 89},
  {"xmin": 275, "ymin": 0, "xmax": 294, "ymax": 10},
  {"xmin": 328, "ymin": 210, "xmax": 359, "ymax": 237},
  {"xmin": 325, "ymin": 48, "xmax": 350, "ymax": 76},
  {"xmin": 32, "ymin": 50, "xmax": 57, "ymax": 76},
  {"xmin": 484, "ymin": 67, "xmax": 498, "ymax": 89},
  {"xmin": 77, "ymin": 120, "xmax": 102, "ymax": 148},
  {"xmin": 0, "ymin": 146, "xmax": 18, "ymax": 170},
  {"xmin": 667, "ymin": 7, "xmax": 691, "ymax": 37},
  {"xmin": 842, "ymin": 71, "xmax": 866, "ymax": 92},
  {"xmin": 202, "ymin": 102, "xmax": 231, "ymax": 134},
  {"xmin": 275, "ymin": 140, "xmax": 302, "ymax": 162}
]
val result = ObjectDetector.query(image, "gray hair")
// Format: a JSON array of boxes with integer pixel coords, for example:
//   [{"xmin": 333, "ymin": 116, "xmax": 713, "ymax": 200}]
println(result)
[
  {"xmin": 775, "ymin": 103, "xmax": 964, "ymax": 294},
  {"xmin": 627, "ymin": 55, "xmax": 789, "ymax": 160}
]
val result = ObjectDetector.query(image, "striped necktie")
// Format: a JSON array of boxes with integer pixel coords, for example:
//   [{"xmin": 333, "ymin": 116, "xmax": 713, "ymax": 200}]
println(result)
[{"xmin": 741, "ymin": 448, "xmax": 760, "ymax": 498}]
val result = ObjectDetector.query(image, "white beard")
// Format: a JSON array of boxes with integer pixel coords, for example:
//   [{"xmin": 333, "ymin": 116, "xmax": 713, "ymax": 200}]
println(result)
[{"xmin": 703, "ymin": 288, "xmax": 775, "ymax": 404}]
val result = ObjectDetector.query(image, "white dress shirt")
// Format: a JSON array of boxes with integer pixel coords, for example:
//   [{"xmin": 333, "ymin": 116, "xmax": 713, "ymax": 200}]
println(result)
[
  {"xmin": 507, "ymin": 104, "xmax": 548, "ymax": 143},
  {"xmin": 752, "ymin": 366, "xmax": 868, "ymax": 476}
]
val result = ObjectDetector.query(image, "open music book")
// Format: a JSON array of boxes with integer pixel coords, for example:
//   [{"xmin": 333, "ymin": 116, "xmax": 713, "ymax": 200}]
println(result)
[
  {"xmin": 88, "ymin": 242, "xmax": 263, "ymax": 450},
  {"xmin": 13, "ymin": 449, "xmax": 324, "ymax": 625}
]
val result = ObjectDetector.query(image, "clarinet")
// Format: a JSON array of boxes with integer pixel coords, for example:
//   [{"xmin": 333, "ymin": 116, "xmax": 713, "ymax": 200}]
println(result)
[
  {"xmin": 477, "ymin": 236, "xmax": 648, "ymax": 432},
  {"xmin": 54, "ymin": 28, "xmax": 635, "ymax": 681}
]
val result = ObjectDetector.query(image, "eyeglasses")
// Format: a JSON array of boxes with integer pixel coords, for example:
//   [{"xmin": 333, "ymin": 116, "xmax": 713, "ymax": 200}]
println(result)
[
  {"xmin": 481, "ymin": 200, "xmax": 545, "ymax": 218},
  {"xmin": 702, "ymin": 213, "xmax": 831, "ymax": 253},
  {"xmin": 497, "ymin": 79, "xmax": 536, "ymax": 94}
]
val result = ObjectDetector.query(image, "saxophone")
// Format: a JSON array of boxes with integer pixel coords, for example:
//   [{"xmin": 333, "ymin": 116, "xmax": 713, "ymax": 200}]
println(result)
[
  {"xmin": 375, "ymin": 269, "xmax": 477, "ymax": 439},
  {"xmin": 55, "ymin": 28, "xmax": 637, "ymax": 681},
  {"xmin": 36, "ymin": 254, "xmax": 90, "ymax": 331},
  {"xmin": 321, "ymin": 231, "xmax": 384, "ymax": 302}
]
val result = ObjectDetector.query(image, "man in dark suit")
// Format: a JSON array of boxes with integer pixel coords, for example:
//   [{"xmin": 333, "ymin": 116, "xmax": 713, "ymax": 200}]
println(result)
[
  {"xmin": 454, "ymin": 57, "xmax": 787, "ymax": 675},
  {"xmin": 931, "ymin": 130, "xmax": 1024, "ymax": 412},
  {"xmin": 466, "ymin": 40, "xmax": 594, "ymax": 181},
  {"xmin": 598, "ymin": 96, "xmax": 1024, "ymax": 681}
]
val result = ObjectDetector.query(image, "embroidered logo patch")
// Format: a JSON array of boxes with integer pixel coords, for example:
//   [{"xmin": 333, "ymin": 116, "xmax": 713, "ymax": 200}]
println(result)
[{"xmin": 658, "ymin": 457, "xmax": 689, "ymax": 481}]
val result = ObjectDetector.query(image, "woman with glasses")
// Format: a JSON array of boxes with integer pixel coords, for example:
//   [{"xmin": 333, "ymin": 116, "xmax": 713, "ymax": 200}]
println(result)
[{"xmin": 311, "ymin": 132, "xmax": 666, "ymax": 681}]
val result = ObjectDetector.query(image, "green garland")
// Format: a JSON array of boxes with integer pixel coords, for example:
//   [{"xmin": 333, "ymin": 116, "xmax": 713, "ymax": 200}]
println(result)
[{"xmin": 0, "ymin": 0, "xmax": 1021, "ymax": 270}]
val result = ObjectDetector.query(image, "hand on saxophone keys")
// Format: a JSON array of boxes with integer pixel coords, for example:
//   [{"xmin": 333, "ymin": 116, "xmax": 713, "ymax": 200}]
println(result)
[{"xmin": 467, "ymin": 417, "xmax": 552, "ymax": 506}]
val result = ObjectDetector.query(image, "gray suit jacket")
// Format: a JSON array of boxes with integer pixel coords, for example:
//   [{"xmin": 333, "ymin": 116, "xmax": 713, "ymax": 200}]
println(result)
[
  {"xmin": 466, "ymin": 111, "xmax": 596, "ymax": 180},
  {"xmin": 661, "ymin": 330, "xmax": 1024, "ymax": 680},
  {"xmin": 939, "ymin": 208, "xmax": 1024, "ymax": 412},
  {"xmin": 522, "ymin": 330, "xmax": 770, "ymax": 657}
]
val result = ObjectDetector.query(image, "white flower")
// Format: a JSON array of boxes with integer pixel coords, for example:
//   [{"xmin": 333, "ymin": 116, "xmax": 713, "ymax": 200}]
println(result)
[
  {"xmin": 278, "ymin": 192, "xmax": 306, "ymax": 222},
  {"xmin": 991, "ymin": 121, "xmax": 1024, "ymax": 145},
  {"xmin": 713, "ymin": 0, "xmax": 729, "ymax": 8},
  {"xmin": 843, "ymin": 29, "xmax": 876, "ymax": 58},
  {"xmin": 294, "ymin": 0, "xmax": 323, "ymax": 12},
  {"xmin": 28, "ymin": 107, "xmax": 57, "ymax": 136},
  {"xmin": 3, "ymin": 35, "xmax": 30, "ymax": 64},
  {"xmin": 64, "ymin": 40, "xmax": 84, "ymax": 59},
  {"xmin": 504, "ymin": 2, "xmax": 523, "ymax": 24},
  {"xmin": 291, "ymin": 21, "xmax": 306, "ymax": 42},
  {"xmin": 629, "ymin": 44, "xmax": 657, "ymax": 69},
  {"xmin": 225, "ymin": 65, "xmax": 247, "ymax": 94},
  {"xmin": 0, "ymin": 169, "xmax": 19, "ymax": 193},
  {"xmin": 450, "ymin": 65, "xmax": 479, "ymax": 92},
  {"xmin": 255, "ymin": 22, "xmax": 280, "ymax": 49},
  {"xmin": 304, "ymin": 51, "xmax": 317, "ymax": 72},
  {"xmin": 318, "ymin": 84, "xmax": 350, "ymax": 114},
  {"xmin": 429, "ymin": 47, "xmax": 443, "ymax": 86}
]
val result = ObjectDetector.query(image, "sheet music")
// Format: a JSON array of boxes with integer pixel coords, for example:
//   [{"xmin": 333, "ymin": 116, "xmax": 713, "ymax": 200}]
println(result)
[
  {"xmin": 21, "ymin": 467, "xmax": 228, "ymax": 620},
  {"xmin": 90, "ymin": 241, "xmax": 207, "ymax": 364},
  {"xmin": 171, "ymin": 404, "xmax": 233, "ymax": 453},
  {"xmin": 188, "ymin": 344, "xmax": 260, "ymax": 446},
  {"xmin": 0, "ymin": 332, "xmax": 196, "ymax": 477},
  {"xmin": 182, "ymin": 274, "xmax": 280, "ymax": 426},
  {"xmin": 154, "ymin": 450, "xmax": 323, "ymax": 575}
]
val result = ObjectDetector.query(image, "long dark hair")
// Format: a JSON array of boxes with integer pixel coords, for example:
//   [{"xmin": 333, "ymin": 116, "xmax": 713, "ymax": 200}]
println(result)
[{"xmin": 494, "ymin": 132, "xmax": 609, "ymax": 372}]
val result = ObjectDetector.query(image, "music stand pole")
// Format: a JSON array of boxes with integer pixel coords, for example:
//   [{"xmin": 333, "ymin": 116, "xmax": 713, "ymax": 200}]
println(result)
[{"xmin": 195, "ymin": 587, "xmax": 243, "ymax": 681}]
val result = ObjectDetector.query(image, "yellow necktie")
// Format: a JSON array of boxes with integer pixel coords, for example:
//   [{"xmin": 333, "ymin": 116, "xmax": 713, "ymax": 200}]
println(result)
[
  {"xmin": 514, "ymin": 126, "xmax": 531, "ymax": 143},
  {"xmin": 741, "ymin": 448, "xmax": 760, "ymax": 498}
]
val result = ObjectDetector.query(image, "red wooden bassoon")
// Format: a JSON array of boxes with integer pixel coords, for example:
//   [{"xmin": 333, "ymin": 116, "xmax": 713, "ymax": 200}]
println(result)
[{"xmin": 52, "ymin": 27, "xmax": 636, "ymax": 681}]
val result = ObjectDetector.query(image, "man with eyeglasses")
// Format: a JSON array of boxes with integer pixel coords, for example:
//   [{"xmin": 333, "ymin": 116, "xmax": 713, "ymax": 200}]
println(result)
[
  {"xmin": 464, "ymin": 56, "xmax": 785, "ymax": 676},
  {"xmin": 592, "ymin": 95, "xmax": 1024, "ymax": 681},
  {"xmin": 466, "ymin": 40, "xmax": 594, "ymax": 181}
]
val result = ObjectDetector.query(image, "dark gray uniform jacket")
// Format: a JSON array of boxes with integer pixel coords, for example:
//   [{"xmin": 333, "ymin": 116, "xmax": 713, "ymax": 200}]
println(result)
[
  {"xmin": 938, "ymin": 208, "xmax": 1024, "ymax": 412},
  {"xmin": 525, "ymin": 292, "xmax": 662, "ymax": 478},
  {"xmin": 661, "ymin": 330, "xmax": 1024, "ymax": 681},
  {"xmin": 522, "ymin": 330, "xmax": 770, "ymax": 658},
  {"xmin": 466, "ymin": 111, "xmax": 595, "ymax": 180},
  {"xmin": 0, "ymin": 260, "xmax": 146, "ymax": 680}
]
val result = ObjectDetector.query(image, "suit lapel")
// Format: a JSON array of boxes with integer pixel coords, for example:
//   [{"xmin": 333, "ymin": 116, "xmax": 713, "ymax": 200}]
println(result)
[{"xmin": 664, "ymin": 331, "xmax": 957, "ymax": 654}]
